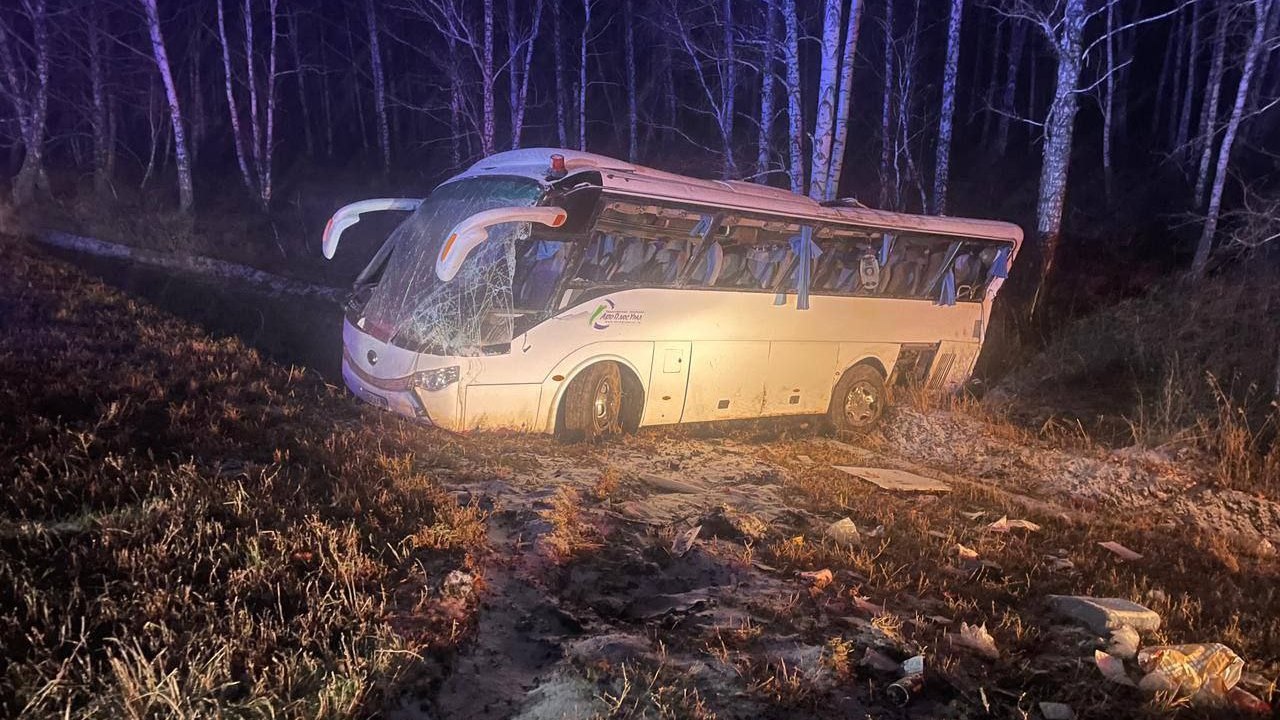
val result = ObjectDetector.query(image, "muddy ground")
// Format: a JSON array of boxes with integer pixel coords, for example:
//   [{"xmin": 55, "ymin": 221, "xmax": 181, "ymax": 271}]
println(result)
[{"xmin": 44, "ymin": 242, "xmax": 1280, "ymax": 719}]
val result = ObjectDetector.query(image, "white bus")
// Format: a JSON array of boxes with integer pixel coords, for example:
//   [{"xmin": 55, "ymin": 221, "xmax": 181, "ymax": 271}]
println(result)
[{"xmin": 322, "ymin": 149, "xmax": 1021, "ymax": 440}]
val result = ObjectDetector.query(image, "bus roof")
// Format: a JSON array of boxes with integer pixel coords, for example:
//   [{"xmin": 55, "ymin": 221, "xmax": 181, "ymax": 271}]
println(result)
[{"xmin": 452, "ymin": 148, "xmax": 1023, "ymax": 247}]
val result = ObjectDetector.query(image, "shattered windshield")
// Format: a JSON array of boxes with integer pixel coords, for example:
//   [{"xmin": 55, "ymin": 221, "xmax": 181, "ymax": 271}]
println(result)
[{"xmin": 358, "ymin": 176, "xmax": 544, "ymax": 355}]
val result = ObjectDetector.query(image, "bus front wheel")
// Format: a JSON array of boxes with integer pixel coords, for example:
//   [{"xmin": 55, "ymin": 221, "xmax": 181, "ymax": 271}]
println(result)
[
  {"xmin": 828, "ymin": 365, "xmax": 887, "ymax": 436},
  {"xmin": 560, "ymin": 362, "xmax": 624, "ymax": 442}
]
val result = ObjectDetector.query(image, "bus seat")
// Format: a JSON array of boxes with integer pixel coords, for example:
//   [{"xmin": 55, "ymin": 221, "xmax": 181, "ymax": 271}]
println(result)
[
  {"xmin": 717, "ymin": 247, "xmax": 748, "ymax": 286},
  {"xmin": 920, "ymin": 249, "xmax": 947, "ymax": 296},
  {"xmin": 687, "ymin": 241, "xmax": 724, "ymax": 285},
  {"xmin": 517, "ymin": 247, "xmax": 566, "ymax": 309},
  {"xmin": 610, "ymin": 238, "xmax": 649, "ymax": 282}
]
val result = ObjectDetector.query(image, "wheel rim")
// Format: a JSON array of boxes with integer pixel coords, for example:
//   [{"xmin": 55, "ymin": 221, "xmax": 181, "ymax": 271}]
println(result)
[
  {"xmin": 843, "ymin": 381, "xmax": 880, "ymax": 426},
  {"xmin": 592, "ymin": 379, "xmax": 615, "ymax": 432}
]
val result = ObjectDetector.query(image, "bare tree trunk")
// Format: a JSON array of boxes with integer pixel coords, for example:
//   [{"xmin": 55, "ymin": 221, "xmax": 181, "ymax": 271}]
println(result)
[
  {"xmin": 366, "ymin": 0, "xmax": 391, "ymax": 170},
  {"xmin": 3, "ymin": 0, "xmax": 49, "ymax": 206},
  {"xmin": 1192, "ymin": 0, "xmax": 1273, "ymax": 278},
  {"xmin": 1175, "ymin": 0, "xmax": 1201, "ymax": 157},
  {"xmin": 980, "ymin": 18, "xmax": 1004, "ymax": 148},
  {"xmin": 1151, "ymin": 22, "xmax": 1175, "ymax": 137},
  {"xmin": 244, "ymin": 0, "xmax": 262, "ymax": 177},
  {"xmin": 931, "ymin": 0, "xmax": 963, "ymax": 214},
  {"xmin": 88, "ymin": 2, "xmax": 112, "ymax": 199},
  {"xmin": 1032, "ymin": 0, "xmax": 1086, "ymax": 311},
  {"xmin": 510, "ymin": 0, "xmax": 545, "ymax": 149},
  {"xmin": 578, "ymin": 0, "xmax": 590, "ymax": 151},
  {"xmin": 721, "ymin": 0, "xmax": 737, "ymax": 178},
  {"xmin": 783, "ymin": 0, "xmax": 804, "ymax": 194},
  {"xmin": 879, "ymin": 0, "xmax": 895, "ymax": 207},
  {"xmin": 287, "ymin": 8, "xmax": 315, "ymax": 158},
  {"xmin": 262, "ymin": 0, "xmax": 279, "ymax": 204},
  {"xmin": 1166, "ymin": 8, "xmax": 1186, "ymax": 149},
  {"xmin": 320, "ymin": 40, "xmax": 334, "ymax": 158},
  {"xmin": 139, "ymin": 0, "xmax": 194, "ymax": 212},
  {"xmin": 824, "ymin": 0, "xmax": 863, "ymax": 199},
  {"xmin": 995, "ymin": 20, "xmax": 1025, "ymax": 156},
  {"xmin": 625, "ymin": 0, "xmax": 637, "ymax": 160},
  {"xmin": 216, "ymin": 0, "xmax": 255, "ymax": 194},
  {"xmin": 808, "ymin": 0, "xmax": 843, "ymax": 199},
  {"xmin": 1193, "ymin": 0, "xmax": 1229, "ymax": 207},
  {"xmin": 1102, "ymin": 0, "xmax": 1116, "ymax": 204},
  {"xmin": 757, "ymin": 0, "xmax": 779, "ymax": 182},
  {"xmin": 553, "ymin": 0, "xmax": 567, "ymax": 147},
  {"xmin": 448, "ymin": 32, "xmax": 463, "ymax": 165}
]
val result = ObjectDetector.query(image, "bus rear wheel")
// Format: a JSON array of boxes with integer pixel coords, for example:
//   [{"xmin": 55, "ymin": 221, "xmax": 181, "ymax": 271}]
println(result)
[
  {"xmin": 828, "ymin": 365, "xmax": 887, "ymax": 436},
  {"xmin": 560, "ymin": 362, "xmax": 624, "ymax": 442}
]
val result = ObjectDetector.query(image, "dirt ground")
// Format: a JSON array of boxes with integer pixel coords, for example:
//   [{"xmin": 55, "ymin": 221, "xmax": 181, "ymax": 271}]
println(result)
[{"xmin": 9, "ymin": 236, "xmax": 1280, "ymax": 719}]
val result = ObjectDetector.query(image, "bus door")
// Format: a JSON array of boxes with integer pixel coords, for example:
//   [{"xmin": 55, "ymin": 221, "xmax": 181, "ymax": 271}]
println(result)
[{"xmin": 641, "ymin": 341, "xmax": 691, "ymax": 425}]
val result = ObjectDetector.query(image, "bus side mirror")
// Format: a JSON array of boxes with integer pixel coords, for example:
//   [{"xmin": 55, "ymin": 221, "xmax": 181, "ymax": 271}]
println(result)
[
  {"xmin": 322, "ymin": 198, "xmax": 423, "ymax": 259},
  {"xmin": 436, "ymin": 206, "xmax": 567, "ymax": 282}
]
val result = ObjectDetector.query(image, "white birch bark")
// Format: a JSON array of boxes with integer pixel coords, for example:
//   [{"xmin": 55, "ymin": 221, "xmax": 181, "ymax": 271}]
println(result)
[
  {"xmin": 262, "ymin": 0, "xmax": 279, "ymax": 203},
  {"xmin": 553, "ymin": 0, "xmax": 567, "ymax": 147},
  {"xmin": 1192, "ymin": 0, "xmax": 1274, "ymax": 277},
  {"xmin": 1, "ymin": 0, "xmax": 49, "ymax": 206},
  {"xmin": 1102, "ymin": 0, "xmax": 1116, "ymax": 203},
  {"xmin": 722, "ymin": 0, "xmax": 737, "ymax": 178},
  {"xmin": 930, "ymin": 0, "xmax": 963, "ymax": 214},
  {"xmin": 216, "ymin": 0, "xmax": 254, "ymax": 194},
  {"xmin": 1193, "ymin": 1, "xmax": 1229, "ymax": 207},
  {"xmin": 579, "ymin": 0, "xmax": 591, "ymax": 151},
  {"xmin": 757, "ymin": 0, "xmax": 779, "ymax": 182},
  {"xmin": 510, "ymin": 0, "xmax": 545, "ymax": 149},
  {"xmin": 808, "ymin": 0, "xmax": 843, "ymax": 199},
  {"xmin": 88, "ymin": 2, "xmax": 112, "ymax": 199},
  {"xmin": 244, "ymin": 0, "xmax": 262, "ymax": 174},
  {"xmin": 139, "ymin": 0, "xmax": 194, "ymax": 212},
  {"xmin": 625, "ymin": 0, "xmax": 638, "ymax": 160},
  {"xmin": 783, "ymin": 0, "xmax": 804, "ymax": 194},
  {"xmin": 366, "ymin": 0, "xmax": 391, "ymax": 170},
  {"xmin": 878, "ymin": 0, "xmax": 895, "ymax": 207},
  {"xmin": 824, "ymin": 0, "xmax": 863, "ymax": 199},
  {"xmin": 1175, "ymin": 0, "xmax": 1201, "ymax": 156},
  {"xmin": 1032, "ymin": 0, "xmax": 1086, "ymax": 305},
  {"xmin": 997, "ymin": 21, "xmax": 1028, "ymax": 158}
]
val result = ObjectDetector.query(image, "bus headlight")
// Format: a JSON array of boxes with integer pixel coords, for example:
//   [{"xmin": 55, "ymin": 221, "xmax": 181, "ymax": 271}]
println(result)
[{"xmin": 411, "ymin": 365, "xmax": 460, "ymax": 392}]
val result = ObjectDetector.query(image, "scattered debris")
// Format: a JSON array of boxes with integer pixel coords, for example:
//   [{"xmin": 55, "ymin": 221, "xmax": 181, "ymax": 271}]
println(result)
[
  {"xmin": 954, "ymin": 543, "xmax": 979, "ymax": 560},
  {"xmin": 948, "ymin": 622, "xmax": 999, "ymax": 660},
  {"xmin": 625, "ymin": 588, "xmax": 714, "ymax": 621},
  {"xmin": 864, "ymin": 524, "xmax": 886, "ymax": 538},
  {"xmin": 887, "ymin": 671, "xmax": 925, "ymax": 706},
  {"xmin": 798, "ymin": 568, "xmax": 834, "ymax": 590},
  {"xmin": 824, "ymin": 517, "xmax": 861, "ymax": 546},
  {"xmin": 1044, "ymin": 554, "xmax": 1075, "ymax": 573},
  {"xmin": 859, "ymin": 647, "xmax": 901, "ymax": 674},
  {"xmin": 1095, "ymin": 650, "xmax": 1137, "ymax": 687},
  {"xmin": 1098, "ymin": 540, "xmax": 1143, "ymax": 561},
  {"xmin": 927, "ymin": 530, "xmax": 950, "ymax": 540},
  {"xmin": 442, "ymin": 570, "xmax": 476, "ymax": 599},
  {"xmin": 986, "ymin": 515, "xmax": 1041, "ymax": 532},
  {"xmin": 1137, "ymin": 643, "xmax": 1245, "ymax": 705},
  {"xmin": 851, "ymin": 595, "xmax": 887, "ymax": 616},
  {"xmin": 1107, "ymin": 625, "xmax": 1141, "ymax": 660},
  {"xmin": 671, "ymin": 525, "xmax": 702, "ymax": 557},
  {"xmin": 1228, "ymin": 687, "xmax": 1271, "ymax": 714},
  {"xmin": 1038, "ymin": 701, "xmax": 1076, "ymax": 720},
  {"xmin": 834, "ymin": 466, "xmax": 952, "ymax": 493},
  {"xmin": 1048, "ymin": 596, "xmax": 1162, "ymax": 635},
  {"xmin": 796, "ymin": 454, "xmax": 815, "ymax": 465},
  {"xmin": 960, "ymin": 510, "xmax": 987, "ymax": 521},
  {"xmin": 901, "ymin": 655, "xmax": 925, "ymax": 675}
]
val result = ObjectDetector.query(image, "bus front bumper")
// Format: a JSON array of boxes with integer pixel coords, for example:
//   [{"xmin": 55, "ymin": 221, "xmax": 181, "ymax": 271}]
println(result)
[{"xmin": 341, "ymin": 356, "xmax": 463, "ymax": 430}]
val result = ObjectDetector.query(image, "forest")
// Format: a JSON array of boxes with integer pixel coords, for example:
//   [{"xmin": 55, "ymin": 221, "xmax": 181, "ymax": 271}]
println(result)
[
  {"xmin": 3, "ymin": 0, "xmax": 1280, "ymax": 718},
  {"xmin": 1, "ymin": 0, "xmax": 1277, "ymax": 291}
]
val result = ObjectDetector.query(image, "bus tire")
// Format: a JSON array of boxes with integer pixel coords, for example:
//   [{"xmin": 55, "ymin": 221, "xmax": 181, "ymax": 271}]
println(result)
[
  {"xmin": 828, "ymin": 364, "xmax": 887, "ymax": 436},
  {"xmin": 560, "ymin": 362, "xmax": 624, "ymax": 442}
]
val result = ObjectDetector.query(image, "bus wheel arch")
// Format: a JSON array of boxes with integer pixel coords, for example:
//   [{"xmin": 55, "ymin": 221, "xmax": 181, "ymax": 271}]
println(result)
[
  {"xmin": 827, "ymin": 360, "xmax": 888, "ymax": 436},
  {"xmin": 555, "ymin": 359, "xmax": 645, "ymax": 441}
]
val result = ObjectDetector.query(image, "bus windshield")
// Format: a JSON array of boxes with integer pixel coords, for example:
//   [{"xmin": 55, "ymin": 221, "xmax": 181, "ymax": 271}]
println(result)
[{"xmin": 358, "ymin": 176, "xmax": 544, "ymax": 355}]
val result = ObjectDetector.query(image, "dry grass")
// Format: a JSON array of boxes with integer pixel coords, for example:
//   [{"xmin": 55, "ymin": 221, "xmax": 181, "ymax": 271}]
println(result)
[{"xmin": 0, "ymin": 235, "xmax": 485, "ymax": 717}]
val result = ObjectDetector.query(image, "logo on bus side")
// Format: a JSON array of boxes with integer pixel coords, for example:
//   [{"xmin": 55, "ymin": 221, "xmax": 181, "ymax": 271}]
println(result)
[{"xmin": 589, "ymin": 299, "xmax": 645, "ymax": 330}]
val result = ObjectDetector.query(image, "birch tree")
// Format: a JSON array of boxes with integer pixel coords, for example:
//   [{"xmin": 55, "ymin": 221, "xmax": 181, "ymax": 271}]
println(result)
[
  {"xmin": 624, "ymin": 0, "xmax": 637, "ymax": 160},
  {"xmin": 994, "ymin": 19, "xmax": 1026, "ymax": 156},
  {"xmin": 1192, "ymin": 0, "xmax": 1275, "ymax": 277},
  {"xmin": 578, "ymin": 0, "xmax": 592, "ymax": 151},
  {"xmin": 931, "ymin": 0, "xmax": 963, "ymax": 214},
  {"xmin": 783, "ymin": 0, "xmax": 804, "ymax": 193},
  {"xmin": 138, "ymin": 0, "xmax": 194, "ymax": 212},
  {"xmin": 808, "ymin": 0, "xmax": 843, "ymax": 199},
  {"xmin": 508, "ymin": 0, "xmax": 544, "ymax": 149},
  {"xmin": 552, "ymin": 0, "xmax": 567, "ymax": 147},
  {"xmin": 757, "ymin": 0, "xmax": 779, "ymax": 181},
  {"xmin": 366, "ymin": 0, "xmax": 391, "ymax": 170},
  {"xmin": 878, "ymin": 0, "xmax": 896, "ymax": 207},
  {"xmin": 1174, "ymin": 0, "xmax": 1201, "ymax": 157},
  {"xmin": 86, "ymin": 0, "xmax": 114, "ymax": 199},
  {"xmin": 660, "ymin": 0, "xmax": 740, "ymax": 177},
  {"xmin": 1193, "ymin": 0, "xmax": 1229, "ymax": 207},
  {"xmin": 0, "ymin": 0, "xmax": 50, "ymax": 206},
  {"xmin": 823, "ymin": 0, "xmax": 864, "ymax": 199},
  {"xmin": 216, "ymin": 0, "xmax": 282, "ymax": 206}
]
